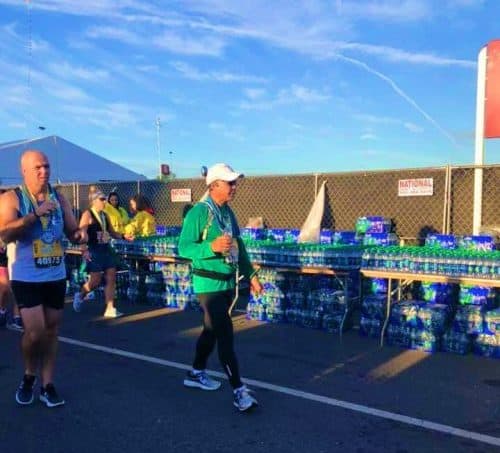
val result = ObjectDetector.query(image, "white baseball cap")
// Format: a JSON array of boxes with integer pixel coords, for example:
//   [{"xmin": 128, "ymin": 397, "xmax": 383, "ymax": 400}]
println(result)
[{"xmin": 205, "ymin": 163, "xmax": 243, "ymax": 186}]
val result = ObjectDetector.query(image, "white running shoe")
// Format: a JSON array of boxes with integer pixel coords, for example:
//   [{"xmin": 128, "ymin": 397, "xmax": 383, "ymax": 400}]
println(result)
[{"xmin": 103, "ymin": 307, "xmax": 123, "ymax": 318}]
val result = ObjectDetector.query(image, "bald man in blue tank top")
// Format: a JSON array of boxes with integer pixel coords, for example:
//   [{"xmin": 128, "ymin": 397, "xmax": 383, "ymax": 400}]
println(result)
[{"xmin": 0, "ymin": 150, "xmax": 87, "ymax": 407}]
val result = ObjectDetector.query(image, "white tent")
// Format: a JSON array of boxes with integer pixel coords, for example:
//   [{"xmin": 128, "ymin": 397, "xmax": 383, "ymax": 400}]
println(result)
[{"xmin": 0, "ymin": 136, "xmax": 147, "ymax": 185}]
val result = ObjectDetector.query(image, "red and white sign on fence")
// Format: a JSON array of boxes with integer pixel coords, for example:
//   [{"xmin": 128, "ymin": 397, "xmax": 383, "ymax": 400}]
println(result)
[
  {"xmin": 170, "ymin": 188, "xmax": 192, "ymax": 202},
  {"xmin": 398, "ymin": 178, "xmax": 433, "ymax": 197}
]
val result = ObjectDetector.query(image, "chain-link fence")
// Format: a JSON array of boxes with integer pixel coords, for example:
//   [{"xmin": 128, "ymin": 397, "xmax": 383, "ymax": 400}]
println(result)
[
  {"xmin": 448, "ymin": 165, "xmax": 500, "ymax": 235},
  {"xmin": 28, "ymin": 164, "xmax": 500, "ymax": 242}
]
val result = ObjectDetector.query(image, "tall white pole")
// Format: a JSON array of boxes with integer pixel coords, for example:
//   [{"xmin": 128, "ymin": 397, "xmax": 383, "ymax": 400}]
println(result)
[
  {"xmin": 156, "ymin": 117, "xmax": 161, "ymax": 179},
  {"xmin": 473, "ymin": 46, "xmax": 487, "ymax": 235}
]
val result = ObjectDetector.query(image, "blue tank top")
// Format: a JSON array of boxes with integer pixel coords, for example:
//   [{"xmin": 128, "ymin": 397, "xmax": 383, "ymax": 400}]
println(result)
[{"xmin": 7, "ymin": 185, "xmax": 66, "ymax": 282}]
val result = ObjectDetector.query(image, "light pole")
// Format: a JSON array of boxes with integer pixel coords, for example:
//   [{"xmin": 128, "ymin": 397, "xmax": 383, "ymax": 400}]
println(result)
[{"xmin": 155, "ymin": 117, "xmax": 161, "ymax": 179}]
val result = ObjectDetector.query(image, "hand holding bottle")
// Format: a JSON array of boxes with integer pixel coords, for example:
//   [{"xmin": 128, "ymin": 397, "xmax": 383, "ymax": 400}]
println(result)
[{"xmin": 211, "ymin": 233, "xmax": 232, "ymax": 254}]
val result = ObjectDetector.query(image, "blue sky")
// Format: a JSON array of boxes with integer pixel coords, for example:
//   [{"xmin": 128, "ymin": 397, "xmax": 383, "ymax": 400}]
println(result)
[{"xmin": 0, "ymin": 0, "xmax": 499, "ymax": 179}]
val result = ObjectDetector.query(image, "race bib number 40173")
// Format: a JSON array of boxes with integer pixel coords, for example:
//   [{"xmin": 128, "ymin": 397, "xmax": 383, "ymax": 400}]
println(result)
[{"xmin": 33, "ymin": 240, "xmax": 63, "ymax": 268}]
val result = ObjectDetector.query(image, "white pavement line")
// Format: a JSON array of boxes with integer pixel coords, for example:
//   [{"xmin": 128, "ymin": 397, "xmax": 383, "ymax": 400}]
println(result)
[{"xmin": 58, "ymin": 336, "xmax": 500, "ymax": 448}]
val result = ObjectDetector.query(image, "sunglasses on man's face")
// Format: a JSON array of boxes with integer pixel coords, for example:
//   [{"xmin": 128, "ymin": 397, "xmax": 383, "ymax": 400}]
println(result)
[
  {"xmin": 99, "ymin": 198, "xmax": 106, "ymax": 201},
  {"xmin": 226, "ymin": 180, "xmax": 237, "ymax": 186}
]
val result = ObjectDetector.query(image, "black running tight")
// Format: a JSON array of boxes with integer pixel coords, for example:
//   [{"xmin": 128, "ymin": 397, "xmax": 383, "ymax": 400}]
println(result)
[{"xmin": 192, "ymin": 290, "xmax": 242, "ymax": 389}]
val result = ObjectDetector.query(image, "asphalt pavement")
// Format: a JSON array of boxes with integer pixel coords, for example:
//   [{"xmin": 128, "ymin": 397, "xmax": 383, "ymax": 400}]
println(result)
[{"xmin": 0, "ymin": 296, "xmax": 499, "ymax": 453}]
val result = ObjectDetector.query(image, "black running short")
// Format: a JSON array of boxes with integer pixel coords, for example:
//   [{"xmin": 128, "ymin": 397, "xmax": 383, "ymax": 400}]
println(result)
[
  {"xmin": 0, "ymin": 250, "xmax": 7, "ymax": 268},
  {"xmin": 11, "ymin": 279, "xmax": 66, "ymax": 310}
]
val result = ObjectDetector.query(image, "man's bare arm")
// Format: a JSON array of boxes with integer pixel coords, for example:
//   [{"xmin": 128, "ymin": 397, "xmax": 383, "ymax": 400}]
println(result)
[{"xmin": 0, "ymin": 190, "xmax": 38, "ymax": 243}]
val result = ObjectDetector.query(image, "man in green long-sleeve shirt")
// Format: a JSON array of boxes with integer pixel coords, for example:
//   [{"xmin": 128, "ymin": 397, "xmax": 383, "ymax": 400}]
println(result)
[{"xmin": 178, "ymin": 163, "xmax": 263, "ymax": 412}]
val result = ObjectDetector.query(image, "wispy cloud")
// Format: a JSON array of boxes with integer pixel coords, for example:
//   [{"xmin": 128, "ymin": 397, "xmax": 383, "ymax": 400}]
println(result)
[
  {"xmin": 172, "ymin": 2, "xmax": 475, "ymax": 68},
  {"xmin": 86, "ymin": 25, "xmax": 227, "ymax": 57},
  {"xmin": 48, "ymin": 61, "xmax": 109, "ymax": 82},
  {"xmin": 286, "ymin": 85, "xmax": 330, "ymax": 103},
  {"xmin": 243, "ymin": 88, "xmax": 266, "ymax": 99},
  {"xmin": 137, "ymin": 65, "xmax": 160, "ymax": 73},
  {"xmin": 240, "ymin": 84, "xmax": 330, "ymax": 110},
  {"xmin": 340, "ymin": 0, "xmax": 431, "ymax": 22},
  {"xmin": 58, "ymin": 101, "xmax": 174, "ymax": 133},
  {"xmin": 170, "ymin": 61, "xmax": 267, "ymax": 83},
  {"xmin": 7, "ymin": 121, "xmax": 27, "ymax": 129},
  {"xmin": 61, "ymin": 102, "xmax": 147, "ymax": 129},
  {"xmin": 333, "ymin": 42, "xmax": 475, "ymax": 68},
  {"xmin": 153, "ymin": 31, "xmax": 226, "ymax": 57},
  {"xmin": 7, "ymin": 1, "xmax": 475, "ymax": 72},
  {"xmin": 355, "ymin": 114, "xmax": 424, "ymax": 135},
  {"xmin": 86, "ymin": 26, "xmax": 143, "ymax": 45},
  {"xmin": 2, "ymin": 84, "xmax": 31, "ymax": 106},
  {"xmin": 0, "ymin": 0, "xmax": 156, "ymax": 18},
  {"xmin": 404, "ymin": 122, "xmax": 424, "ymax": 133}
]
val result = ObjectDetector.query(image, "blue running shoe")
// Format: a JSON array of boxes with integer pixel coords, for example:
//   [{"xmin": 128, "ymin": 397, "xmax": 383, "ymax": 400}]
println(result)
[
  {"xmin": 39, "ymin": 384, "xmax": 65, "ymax": 408},
  {"xmin": 183, "ymin": 370, "xmax": 221, "ymax": 391},
  {"xmin": 233, "ymin": 385, "xmax": 258, "ymax": 412},
  {"xmin": 15, "ymin": 375, "xmax": 36, "ymax": 406}
]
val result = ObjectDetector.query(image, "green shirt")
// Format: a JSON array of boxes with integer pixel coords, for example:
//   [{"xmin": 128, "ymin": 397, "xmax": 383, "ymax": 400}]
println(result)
[{"xmin": 178, "ymin": 201, "xmax": 254, "ymax": 294}]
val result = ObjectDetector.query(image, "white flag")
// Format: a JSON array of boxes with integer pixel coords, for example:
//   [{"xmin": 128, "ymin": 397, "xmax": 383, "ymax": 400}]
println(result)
[{"xmin": 298, "ymin": 181, "xmax": 326, "ymax": 243}]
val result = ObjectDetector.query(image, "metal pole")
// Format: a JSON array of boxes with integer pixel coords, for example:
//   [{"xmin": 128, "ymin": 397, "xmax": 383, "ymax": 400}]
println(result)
[
  {"xmin": 72, "ymin": 182, "xmax": 76, "ymax": 217},
  {"xmin": 473, "ymin": 46, "xmax": 487, "ymax": 235},
  {"xmin": 442, "ymin": 165, "xmax": 450, "ymax": 234},
  {"xmin": 156, "ymin": 117, "xmax": 161, "ymax": 179},
  {"xmin": 76, "ymin": 182, "xmax": 80, "ymax": 215},
  {"xmin": 446, "ymin": 166, "xmax": 452, "ymax": 234}
]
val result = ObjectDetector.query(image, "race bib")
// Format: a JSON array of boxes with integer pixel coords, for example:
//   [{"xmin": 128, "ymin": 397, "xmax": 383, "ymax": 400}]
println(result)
[{"xmin": 33, "ymin": 239, "xmax": 63, "ymax": 268}]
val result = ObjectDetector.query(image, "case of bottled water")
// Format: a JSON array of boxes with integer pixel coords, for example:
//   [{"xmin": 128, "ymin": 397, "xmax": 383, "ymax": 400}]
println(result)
[
  {"xmin": 332, "ymin": 231, "xmax": 358, "ymax": 245},
  {"xmin": 386, "ymin": 323, "xmax": 412, "ymax": 348},
  {"xmin": 389, "ymin": 301, "xmax": 422, "ymax": 327},
  {"xmin": 416, "ymin": 304, "xmax": 451, "ymax": 334},
  {"xmin": 420, "ymin": 282, "xmax": 453, "ymax": 304},
  {"xmin": 458, "ymin": 235, "xmax": 494, "ymax": 252},
  {"xmin": 410, "ymin": 329, "xmax": 441, "ymax": 352},
  {"xmin": 459, "ymin": 285, "xmax": 496, "ymax": 307},
  {"xmin": 473, "ymin": 333, "xmax": 499, "ymax": 358},
  {"xmin": 484, "ymin": 308, "xmax": 500, "ymax": 335},
  {"xmin": 453, "ymin": 305, "xmax": 486, "ymax": 335},
  {"xmin": 322, "ymin": 313, "xmax": 345, "ymax": 333},
  {"xmin": 425, "ymin": 234, "xmax": 457, "ymax": 249},
  {"xmin": 359, "ymin": 316, "xmax": 383, "ymax": 337},
  {"xmin": 355, "ymin": 216, "xmax": 392, "ymax": 234},
  {"xmin": 441, "ymin": 330, "xmax": 473, "ymax": 355},
  {"xmin": 361, "ymin": 295, "xmax": 387, "ymax": 320},
  {"xmin": 363, "ymin": 233, "xmax": 399, "ymax": 246},
  {"xmin": 320, "ymin": 229, "xmax": 333, "ymax": 244},
  {"xmin": 363, "ymin": 278, "xmax": 388, "ymax": 295}
]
